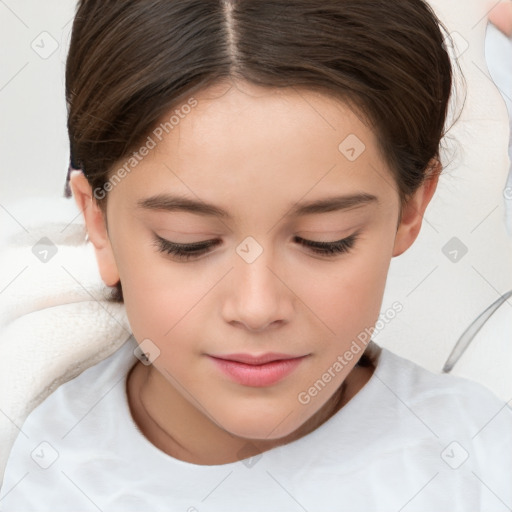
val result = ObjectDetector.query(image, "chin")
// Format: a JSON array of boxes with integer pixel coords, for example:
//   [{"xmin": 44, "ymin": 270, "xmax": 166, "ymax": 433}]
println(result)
[{"xmin": 214, "ymin": 406, "xmax": 307, "ymax": 442}]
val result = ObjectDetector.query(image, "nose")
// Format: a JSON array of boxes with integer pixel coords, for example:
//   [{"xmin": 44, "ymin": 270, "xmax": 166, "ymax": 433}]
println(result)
[{"xmin": 222, "ymin": 245, "xmax": 294, "ymax": 332}]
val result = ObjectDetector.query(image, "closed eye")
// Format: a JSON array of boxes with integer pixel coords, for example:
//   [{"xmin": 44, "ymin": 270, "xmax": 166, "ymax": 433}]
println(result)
[
  {"xmin": 152, "ymin": 233, "xmax": 359, "ymax": 261},
  {"xmin": 294, "ymin": 234, "xmax": 358, "ymax": 255}
]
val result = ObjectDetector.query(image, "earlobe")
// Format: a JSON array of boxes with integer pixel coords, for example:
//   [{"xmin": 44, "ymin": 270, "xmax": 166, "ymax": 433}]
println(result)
[
  {"xmin": 392, "ymin": 162, "xmax": 440, "ymax": 257},
  {"xmin": 69, "ymin": 171, "xmax": 120, "ymax": 287}
]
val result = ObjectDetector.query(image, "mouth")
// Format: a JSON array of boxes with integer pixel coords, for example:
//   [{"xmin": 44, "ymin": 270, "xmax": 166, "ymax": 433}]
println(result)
[{"xmin": 206, "ymin": 353, "xmax": 309, "ymax": 387}]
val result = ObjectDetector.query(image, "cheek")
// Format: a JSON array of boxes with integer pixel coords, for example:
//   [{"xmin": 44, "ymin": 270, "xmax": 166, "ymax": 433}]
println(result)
[
  {"xmin": 300, "ymin": 237, "xmax": 393, "ymax": 344},
  {"xmin": 121, "ymin": 262, "xmax": 213, "ymax": 348},
  {"xmin": 111, "ymin": 232, "xmax": 217, "ymax": 346}
]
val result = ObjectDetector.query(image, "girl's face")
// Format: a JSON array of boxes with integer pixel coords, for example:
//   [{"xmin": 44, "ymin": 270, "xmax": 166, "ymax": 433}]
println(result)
[{"xmin": 72, "ymin": 80, "xmax": 436, "ymax": 443}]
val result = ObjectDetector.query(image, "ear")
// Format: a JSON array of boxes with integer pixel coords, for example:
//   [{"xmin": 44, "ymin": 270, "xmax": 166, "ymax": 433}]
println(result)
[
  {"xmin": 392, "ymin": 161, "xmax": 441, "ymax": 257},
  {"xmin": 69, "ymin": 170, "xmax": 120, "ymax": 287}
]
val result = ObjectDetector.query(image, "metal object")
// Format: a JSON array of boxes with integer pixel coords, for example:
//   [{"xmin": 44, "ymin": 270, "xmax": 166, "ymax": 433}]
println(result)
[{"xmin": 442, "ymin": 290, "xmax": 512, "ymax": 373}]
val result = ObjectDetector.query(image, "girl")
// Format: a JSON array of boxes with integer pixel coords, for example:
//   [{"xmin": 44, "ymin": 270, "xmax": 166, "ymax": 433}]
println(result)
[{"xmin": 1, "ymin": 1, "xmax": 511, "ymax": 510}]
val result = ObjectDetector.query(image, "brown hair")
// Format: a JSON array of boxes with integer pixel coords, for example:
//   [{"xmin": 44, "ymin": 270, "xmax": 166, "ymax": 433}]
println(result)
[{"xmin": 64, "ymin": 0, "xmax": 456, "ymax": 305}]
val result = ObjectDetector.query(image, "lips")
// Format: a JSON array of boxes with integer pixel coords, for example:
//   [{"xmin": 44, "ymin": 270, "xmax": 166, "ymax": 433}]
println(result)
[
  {"xmin": 209, "ymin": 352, "xmax": 304, "ymax": 365},
  {"xmin": 207, "ymin": 353, "xmax": 308, "ymax": 387}
]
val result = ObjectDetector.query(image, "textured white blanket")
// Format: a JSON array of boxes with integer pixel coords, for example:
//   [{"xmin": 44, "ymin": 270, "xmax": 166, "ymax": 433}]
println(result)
[{"xmin": 0, "ymin": 197, "xmax": 131, "ymax": 483}]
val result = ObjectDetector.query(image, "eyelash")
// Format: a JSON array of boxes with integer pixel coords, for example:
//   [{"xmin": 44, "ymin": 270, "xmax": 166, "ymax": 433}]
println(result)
[{"xmin": 152, "ymin": 233, "xmax": 359, "ymax": 261}]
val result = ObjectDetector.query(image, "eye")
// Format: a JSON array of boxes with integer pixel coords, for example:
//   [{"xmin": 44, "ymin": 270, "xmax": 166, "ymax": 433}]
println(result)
[
  {"xmin": 152, "ymin": 232, "xmax": 359, "ymax": 262},
  {"xmin": 293, "ymin": 233, "xmax": 359, "ymax": 256},
  {"xmin": 152, "ymin": 235, "xmax": 220, "ymax": 261}
]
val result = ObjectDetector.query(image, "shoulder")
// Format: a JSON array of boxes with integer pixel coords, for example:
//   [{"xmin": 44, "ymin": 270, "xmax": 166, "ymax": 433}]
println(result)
[
  {"xmin": 342, "ymin": 344, "xmax": 511, "ymax": 508},
  {"xmin": 0, "ymin": 336, "xmax": 139, "ymax": 504},
  {"xmin": 374, "ymin": 345, "xmax": 511, "ymax": 431},
  {"xmin": 370, "ymin": 344, "xmax": 512, "ymax": 474},
  {"xmin": 23, "ymin": 335, "xmax": 138, "ymax": 437}
]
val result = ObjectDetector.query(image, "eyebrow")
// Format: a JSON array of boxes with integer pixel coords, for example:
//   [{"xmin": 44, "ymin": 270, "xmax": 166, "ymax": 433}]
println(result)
[{"xmin": 136, "ymin": 192, "xmax": 378, "ymax": 219}]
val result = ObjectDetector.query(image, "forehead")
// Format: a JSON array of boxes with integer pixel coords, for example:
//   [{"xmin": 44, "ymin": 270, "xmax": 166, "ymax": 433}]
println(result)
[
  {"xmin": 175, "ymin": 80, "xmax": 372, "ymax": 152},
  {"xmin": 108, "ymin": 80, "xmax": 397, "ymax": 216}
]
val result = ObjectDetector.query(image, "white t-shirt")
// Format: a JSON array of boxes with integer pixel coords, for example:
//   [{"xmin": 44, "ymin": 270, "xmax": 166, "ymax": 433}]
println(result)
[{"xmin": 0, "ymin": 335, "xmax": 511, "ymax": 512}]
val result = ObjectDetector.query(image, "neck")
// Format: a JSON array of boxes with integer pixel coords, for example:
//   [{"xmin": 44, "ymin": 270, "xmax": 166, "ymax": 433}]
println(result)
[{"xmin": 126, "ymin": 358, "xmax": 374, "ymax": 465}]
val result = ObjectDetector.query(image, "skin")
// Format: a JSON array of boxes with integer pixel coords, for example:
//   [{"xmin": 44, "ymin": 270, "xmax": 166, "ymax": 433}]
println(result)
[
  {"xmin": 70, "ymin": 79, "xmax": 439, "ymax": 465},
  {"xmin": 489, "ymin": 2, "xmax": 512, "ymax": 37}
]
